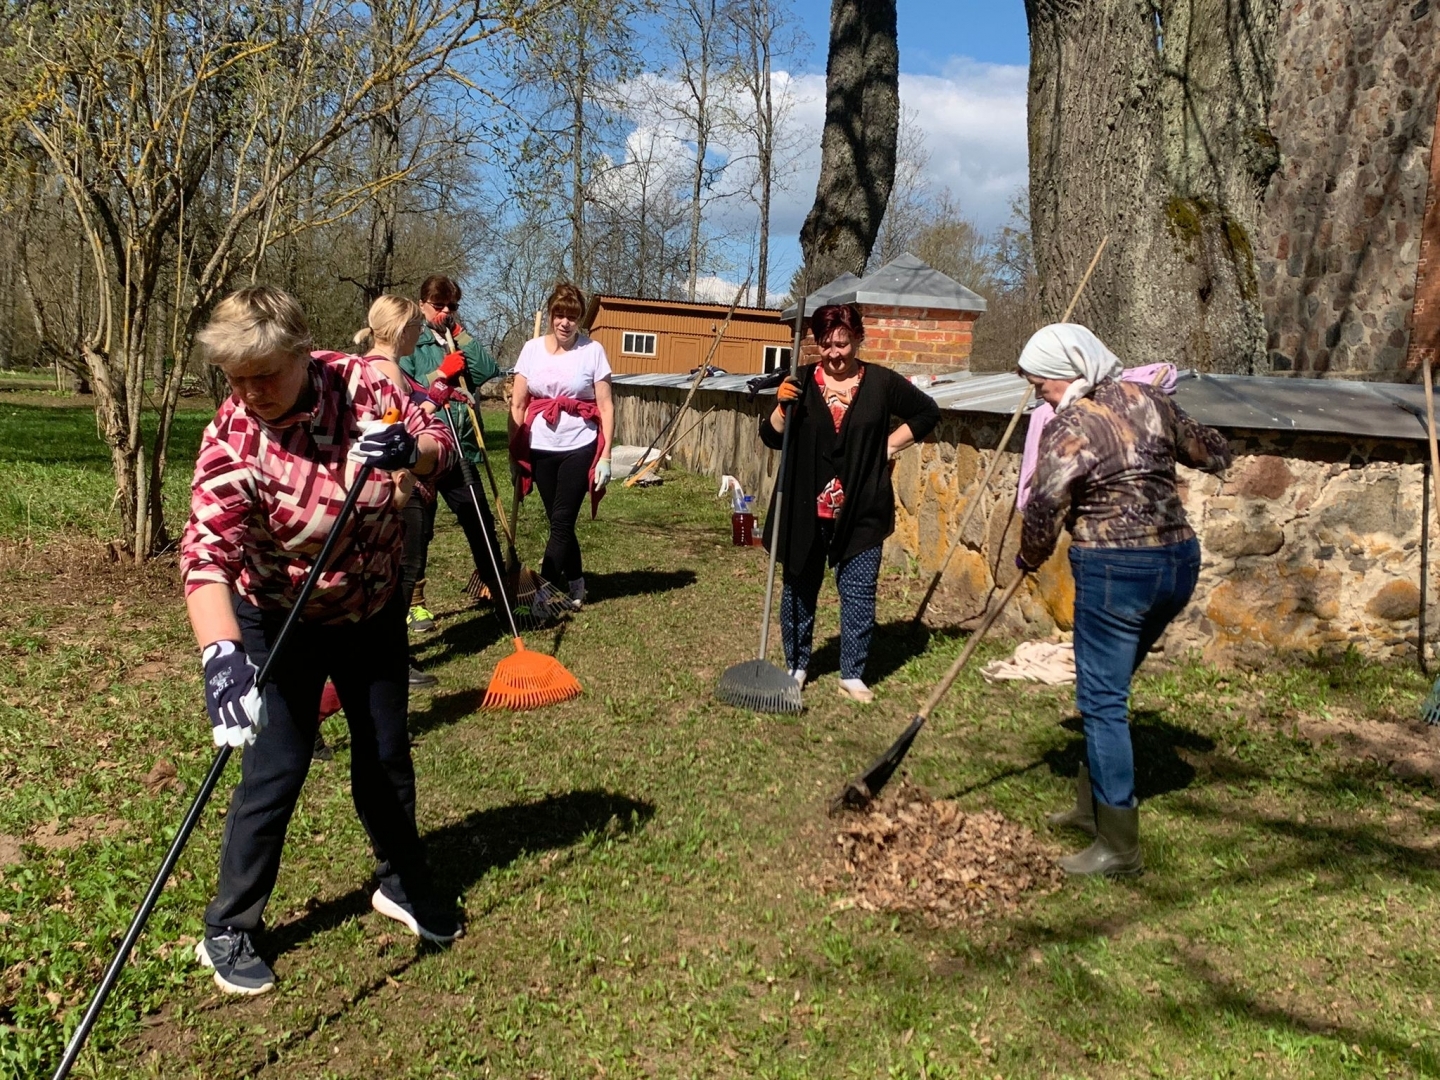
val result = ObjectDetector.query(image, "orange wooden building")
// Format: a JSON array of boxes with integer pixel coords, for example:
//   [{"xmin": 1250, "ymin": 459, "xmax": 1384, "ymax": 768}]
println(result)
[{"xmin": 582, "ymin": 294, "xmax": 793, "ymax": 376}]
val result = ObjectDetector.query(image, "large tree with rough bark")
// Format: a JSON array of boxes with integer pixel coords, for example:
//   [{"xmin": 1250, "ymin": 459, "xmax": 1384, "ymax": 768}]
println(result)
[
  {"xmin": 797, "ymin": 0, "xmax": 898, "ymax": 290},
  {"xmin": 1025, "ymin": 0, "xmax": 1280, "ymax": 373}
]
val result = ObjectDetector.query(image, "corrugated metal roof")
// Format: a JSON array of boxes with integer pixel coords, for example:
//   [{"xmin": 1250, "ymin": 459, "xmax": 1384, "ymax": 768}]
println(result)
[{"xmin": 611, "ymin": 369, "xmax": 1434, "ymax": 441}]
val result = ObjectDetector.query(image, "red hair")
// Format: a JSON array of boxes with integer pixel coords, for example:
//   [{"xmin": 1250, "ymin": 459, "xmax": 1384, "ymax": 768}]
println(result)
[{"xmin": 810, "ymin": 302, "xmax": 865, "ymax": 345}]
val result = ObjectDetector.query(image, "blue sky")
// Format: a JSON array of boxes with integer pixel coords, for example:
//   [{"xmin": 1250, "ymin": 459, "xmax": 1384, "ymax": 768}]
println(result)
[
  {"xmin": 600, "ymin": 0, "xmax": 1033, "ymax": 303},
  {"xmin": 789, "ymin": 0, "xmax": 1030, "ymax": 72},
  {"xmin": 712, "ymin": 0, "xmax": 1033, "ymax": 299}
]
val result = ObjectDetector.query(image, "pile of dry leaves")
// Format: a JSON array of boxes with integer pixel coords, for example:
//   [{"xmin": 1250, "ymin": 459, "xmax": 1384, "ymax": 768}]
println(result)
[{"xmin": 816, "ymin": 783, "xmax": 1063, "ymax": 927}]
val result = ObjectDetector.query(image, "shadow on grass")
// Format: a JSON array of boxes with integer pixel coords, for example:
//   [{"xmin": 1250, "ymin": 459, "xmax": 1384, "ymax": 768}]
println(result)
[
  {"xmin": 978, "ymin": 797, "xmax": 1440, "ymax": 1073},
  {"xmin": 407, "ymin": 688, "xmax": 488, "ymax": 737},
  {"xmin": 266, "ymin": 789, "xmax": 656, "ymax": 958},
  {"xmin": 582, "ymin": 568, "xmax": 697, "ymax": 603},
  {"xmin": 1039, "ymin": 710, "xmax": 1218, "ymax": 801},
  {"xmin": 415, "ymin": 604, "xmax": 507, "ymax": 666},
  {"xmin": 807, "ymin": 619, "xmax": 933, "ymax": 686}
]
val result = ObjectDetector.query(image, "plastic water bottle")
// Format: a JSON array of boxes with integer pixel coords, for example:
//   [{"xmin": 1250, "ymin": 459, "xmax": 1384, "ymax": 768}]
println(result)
[{"xmin": 732, "ymin": 495, "xmax": 756, "ymax": 546}]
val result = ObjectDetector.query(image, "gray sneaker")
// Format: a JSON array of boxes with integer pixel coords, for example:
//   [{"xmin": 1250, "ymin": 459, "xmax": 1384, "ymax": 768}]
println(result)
[
  {"xmin": 371, "ymin": 887, "xmax": 461, "ymax": 944},
  {"xmin": 196, "ymin": 931, "xmax": 275, "ymax": 995}
]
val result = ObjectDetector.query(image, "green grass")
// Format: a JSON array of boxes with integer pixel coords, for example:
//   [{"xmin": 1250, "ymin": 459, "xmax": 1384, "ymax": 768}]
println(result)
[
  {"xmin": 3, "ymin": 400, "xmax": 1440, "ymax": 1078},
  {"xmin": 0, "ymin": 393, "xmax": 209, "ymax": 543}
]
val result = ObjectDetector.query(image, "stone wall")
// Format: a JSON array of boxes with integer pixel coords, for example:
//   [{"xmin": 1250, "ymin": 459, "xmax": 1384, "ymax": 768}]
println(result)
[
  {"xmin": 1258, "ymin": 0, "xmax": 1438, "ymax": 377},
  {"xmin": 614, "ymin": 384, "xmax": 1433, "ymax": 664}
]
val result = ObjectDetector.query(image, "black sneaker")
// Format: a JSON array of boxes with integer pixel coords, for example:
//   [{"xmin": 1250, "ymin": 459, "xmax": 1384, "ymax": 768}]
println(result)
[
  {"xmin": 408, "ymin": 665, "xmax": 438, "ymax": 688},
  {"xmin": 371, "ymin": 887, "xmax": 461, "ymax": 944},
  {"xmin": 195, "ymin": 931, "xmax": 275, "ymax": 995}
]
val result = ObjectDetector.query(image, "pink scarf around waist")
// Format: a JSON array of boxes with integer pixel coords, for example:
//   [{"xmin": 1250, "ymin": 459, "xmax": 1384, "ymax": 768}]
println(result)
[{"xmin": 508, "ymin": 395, "xmax": 607, "ymax": 518}]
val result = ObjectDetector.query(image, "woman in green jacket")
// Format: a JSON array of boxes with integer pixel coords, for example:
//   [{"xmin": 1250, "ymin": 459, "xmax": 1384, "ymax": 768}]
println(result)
[{"xmin": 396, "ymin": 274, "xmax": 503, "ymax": 637}]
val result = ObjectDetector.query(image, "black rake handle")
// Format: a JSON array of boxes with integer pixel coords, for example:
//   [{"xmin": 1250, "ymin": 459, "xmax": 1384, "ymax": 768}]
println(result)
[{"xmin": 51, "ymin": 463, "xmax": 374, "ymax": 1080}]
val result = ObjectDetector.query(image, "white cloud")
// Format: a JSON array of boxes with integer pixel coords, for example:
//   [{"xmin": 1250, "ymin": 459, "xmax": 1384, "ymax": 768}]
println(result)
[
  {"xmin": 608, "ymin": 55, "xmax": 1029, "ymax": 298},
  {"xmin": 768, "ymin": 59, "xmax": 1029, "ymax": 239}
]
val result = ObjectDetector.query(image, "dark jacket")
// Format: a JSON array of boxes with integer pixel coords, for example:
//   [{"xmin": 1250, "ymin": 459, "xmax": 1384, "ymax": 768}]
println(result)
[{"xmin": 760, "ymin": 362, "xmax": 941, "ymax": 566}]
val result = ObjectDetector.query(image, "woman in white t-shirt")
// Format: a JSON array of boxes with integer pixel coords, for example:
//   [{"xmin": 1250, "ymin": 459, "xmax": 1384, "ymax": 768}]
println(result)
[{"xmin": 508, "ymin": 282, "xmax": 615, "ymax": 611}]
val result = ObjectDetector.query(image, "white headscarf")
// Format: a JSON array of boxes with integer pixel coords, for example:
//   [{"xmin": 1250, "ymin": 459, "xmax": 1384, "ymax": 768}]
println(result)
[{"xmin": 1017, "ymin": 323, "xmax": 1123, "ymax": 412}]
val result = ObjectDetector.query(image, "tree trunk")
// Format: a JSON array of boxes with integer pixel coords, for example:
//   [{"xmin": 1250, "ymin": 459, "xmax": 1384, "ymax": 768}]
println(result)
[
  {"xmin": 1025, "ymin": 0, "xmax": 1279, "ymax": 373},
  {"xmin": 754, "ymin": 11, "xmax": 774, "ymax": 306},
  {"xmin": 798, "ymin": 0, "xmax": 899, "ymax": 287}
]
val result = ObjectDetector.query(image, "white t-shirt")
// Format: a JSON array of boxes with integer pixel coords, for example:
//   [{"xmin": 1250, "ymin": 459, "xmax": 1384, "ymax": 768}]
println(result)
[{"xmin": 515, "ymin": 335, "xmax": 612, "ymax": 452}]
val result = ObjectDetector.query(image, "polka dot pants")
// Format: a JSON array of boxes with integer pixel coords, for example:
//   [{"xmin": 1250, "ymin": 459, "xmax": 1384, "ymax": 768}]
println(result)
[{"xmin": 779, "ymin": 526, "xmax": 882, "ymax": 681}]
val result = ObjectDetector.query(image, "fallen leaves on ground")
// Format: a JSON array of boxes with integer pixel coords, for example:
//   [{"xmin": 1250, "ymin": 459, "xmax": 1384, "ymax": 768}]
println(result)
[
  {"xmin": 816, "ymin": 782, "xmax": 1063, "ymax": 927},
  {"xmin": 143, "ymin": 758, "xmax": 183, "ymax": 794}
]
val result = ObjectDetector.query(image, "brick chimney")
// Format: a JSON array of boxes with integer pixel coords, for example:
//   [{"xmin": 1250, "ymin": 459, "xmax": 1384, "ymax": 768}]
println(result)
[{"xmin": 785, "ymin": 254, "xmax": 986, "ymax": 376}]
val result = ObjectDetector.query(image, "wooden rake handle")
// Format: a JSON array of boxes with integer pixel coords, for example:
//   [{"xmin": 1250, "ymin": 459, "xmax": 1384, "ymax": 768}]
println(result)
[
  {"xmin": 927, "ymin": 385, "xmax": 1033, "ymax": 588},
  {"xmin": 919, "ymin": 573, "xmax": 1027, "ymax": 720}
]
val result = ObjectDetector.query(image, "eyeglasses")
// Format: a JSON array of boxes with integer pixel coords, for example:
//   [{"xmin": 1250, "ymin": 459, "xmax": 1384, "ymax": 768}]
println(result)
[{"xmin": 425, "ymin": 300, "xmax": 458, "ymax": 312}]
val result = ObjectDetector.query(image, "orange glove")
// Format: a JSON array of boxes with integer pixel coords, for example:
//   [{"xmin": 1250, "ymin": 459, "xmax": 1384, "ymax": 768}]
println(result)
[
  {"xmin": 776, "ymin": 376, "xmax": 803, "ymax": 403},
  {"xmin": 438, "ymin": 351, "xmax": 466, "ymax": 380}
]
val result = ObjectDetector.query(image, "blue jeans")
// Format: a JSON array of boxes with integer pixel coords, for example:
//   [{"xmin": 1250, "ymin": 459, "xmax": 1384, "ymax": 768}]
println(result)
[
  {"xmin": 780, "ymin": 520, "xmax": 882, "ymax": 681},
  {"xmin": 1070, "ymin": 538, "xmax": 1201, "ymax": 808}
]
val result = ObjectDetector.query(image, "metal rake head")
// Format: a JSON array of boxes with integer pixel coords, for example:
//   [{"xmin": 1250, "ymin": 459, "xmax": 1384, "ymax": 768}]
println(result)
[
  {"xmin": 715, "ymin": 659, "xmax": 804, "ymax": 714},
  {"xmin": 1423, "ymin": 678, "xmax": 1440, "ymax": 726}
]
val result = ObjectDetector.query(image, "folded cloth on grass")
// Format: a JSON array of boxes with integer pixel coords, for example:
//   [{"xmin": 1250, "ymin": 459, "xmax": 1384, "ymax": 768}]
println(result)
[{"xmin": 981, "ymin": 640, "xmax": 1075, "ymax": 686}]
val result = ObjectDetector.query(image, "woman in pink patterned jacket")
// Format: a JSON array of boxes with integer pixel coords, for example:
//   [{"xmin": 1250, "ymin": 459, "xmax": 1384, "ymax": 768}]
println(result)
[{"xmin": 179, "ymin": 285, "xmax": 461, "ymax": 997}]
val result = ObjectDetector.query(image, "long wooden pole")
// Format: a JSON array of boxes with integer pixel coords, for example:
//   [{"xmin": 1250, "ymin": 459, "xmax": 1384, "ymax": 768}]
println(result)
[
  {"xmin": 1423, "ymin": 355, "xmax": 1440, "ymax": 672},
  {"xmin": 624, "ymin": 280, "xmax": 749, "ymax": 487},
  {"xmin": 911, "ymin": 235, "xmax": 1109, "ymax": 625}
]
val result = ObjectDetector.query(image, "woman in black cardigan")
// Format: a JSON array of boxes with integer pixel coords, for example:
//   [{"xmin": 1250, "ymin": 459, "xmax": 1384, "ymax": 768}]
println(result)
[{"xmin": 761, "ymin": 303, "xmax": 941, "ymax": 702}]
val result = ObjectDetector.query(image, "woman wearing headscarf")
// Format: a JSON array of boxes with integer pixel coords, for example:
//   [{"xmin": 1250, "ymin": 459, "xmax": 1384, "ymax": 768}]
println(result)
[
  {"xmin": 508, "ymin": 281, "xmax": 614, "ymax": 616},
  {"xmin": 181, "ymin": 286, "xmax": 463, "ymax": 996},
  {"xmin": 1016, "ymin": 323, "xmax": 1231, "ymax": 876},
  {"xmin": 762, "ymin": 302, "xmax": 941, "ymax": 703}
]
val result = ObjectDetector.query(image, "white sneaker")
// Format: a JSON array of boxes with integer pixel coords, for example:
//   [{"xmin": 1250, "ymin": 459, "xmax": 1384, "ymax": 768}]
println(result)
[
  {"xmin": 789, "ymin": 668, "xmax": 807, "ymax": 689},
  {"xmin": 838, "ymin": 678, "xmax": 874, "ymax": 704}
]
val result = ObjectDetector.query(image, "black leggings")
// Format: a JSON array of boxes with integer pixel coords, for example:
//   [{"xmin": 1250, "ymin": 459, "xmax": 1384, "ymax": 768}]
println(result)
[
  {"xmin": 399, "ymin": 464, "xmax": 505, "ymax": 609},
  {"xmin": 205, "ymin": 593, "xmax": 432, "ymax": 935},
  {"xmin": 531, "ymin": 445, "xmax": 592, "ymax": 584}
]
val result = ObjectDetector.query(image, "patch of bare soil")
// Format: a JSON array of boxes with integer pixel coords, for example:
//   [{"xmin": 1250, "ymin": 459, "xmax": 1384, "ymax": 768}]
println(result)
[
  {"xmin": 1294, "ymin": 709, "xmax": 1440, "ymax": 784},
  {"xmin": 0, "ymin": 834, "xmax": 22, "ymax": 868},
  {"xmin": 28, "ymin": 814, "xmax": 127, "ymax": 851},
  {"xmin": 816, "ymin": 783, "xmax": 1064, "ymax": 927}
]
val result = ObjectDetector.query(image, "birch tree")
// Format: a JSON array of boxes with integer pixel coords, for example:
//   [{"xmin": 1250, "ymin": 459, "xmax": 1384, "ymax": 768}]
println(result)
[
  {"xmin": 724, "ymin": 0, "xmax": 804, "ymax": 306},
  {"xmin": 0, "ymin": 0, "xmax": 530, "ymax": 558},
  {"xmin": 506, "ymin": 0, "xmax": 637, "ymax": 288}
]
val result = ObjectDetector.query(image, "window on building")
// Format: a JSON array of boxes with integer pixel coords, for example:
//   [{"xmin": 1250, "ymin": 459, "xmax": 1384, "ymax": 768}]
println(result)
[
  {"xmin": 622, "ymin": 332, "xmax": 657, "ymax": 356},
  {"xmin": 763, "ymin": 345, "xmax": 792, "ymax": 373}
]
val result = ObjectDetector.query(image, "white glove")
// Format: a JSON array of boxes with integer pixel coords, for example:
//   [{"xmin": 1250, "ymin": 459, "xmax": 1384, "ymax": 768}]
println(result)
[{"xmin": 594, "ymin": 457, "xmax": 612, "ymax": 491}]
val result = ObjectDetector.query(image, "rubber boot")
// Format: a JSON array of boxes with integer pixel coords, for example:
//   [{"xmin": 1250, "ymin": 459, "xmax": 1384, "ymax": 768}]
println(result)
[
  {"xmin": 1058, "ymin": 803, "xmax": 1142, "ymax": 877},
  {"xmin": 1046, "ymin": 762, "xmax": 1096, "ymax": 836}
]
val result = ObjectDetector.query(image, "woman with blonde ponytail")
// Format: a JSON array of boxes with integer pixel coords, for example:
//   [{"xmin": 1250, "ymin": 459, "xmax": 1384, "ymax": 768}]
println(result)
[{"xmin": 354, "ymin": 294, "xmax": 505, "ymax": 679}]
